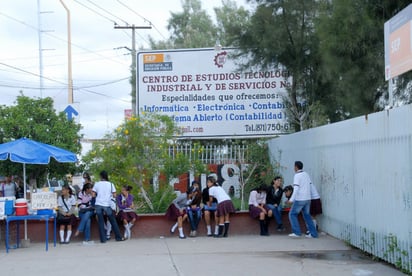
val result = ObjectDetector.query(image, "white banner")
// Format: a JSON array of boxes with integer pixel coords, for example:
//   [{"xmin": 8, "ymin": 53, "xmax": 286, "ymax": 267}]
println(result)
[{"xmin": 137, "ymin": 48, "xmax": 291, "ymax": 138}]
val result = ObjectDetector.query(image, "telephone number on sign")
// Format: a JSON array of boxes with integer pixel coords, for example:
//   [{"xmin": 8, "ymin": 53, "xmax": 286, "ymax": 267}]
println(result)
[{"xmin": 244, "ymin": 123, "xmax": 292, "ymax": 132}]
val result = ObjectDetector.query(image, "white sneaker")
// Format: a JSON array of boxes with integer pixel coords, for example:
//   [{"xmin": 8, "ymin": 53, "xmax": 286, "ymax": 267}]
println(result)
[
  {"xmin": 82, "ymin": 241, "xmax": 94, "ymax": 245},
  {"xmin": 288, "ymin": 233, "xmax": 301, "ymax": 238},
  {"xmin": 305, "ymin": 234, "xmax": 313, "ymax": 238}
]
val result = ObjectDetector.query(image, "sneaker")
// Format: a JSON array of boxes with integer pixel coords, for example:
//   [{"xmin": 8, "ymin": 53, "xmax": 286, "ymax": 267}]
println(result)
[
  {"xmin": 82, "ymin": 241, "xmax": 94, "ymax": 245},
  {"xmin": 179, "ymin": 235, "xmax": 186, "ymax": 239},
  {"xmin": 277, "ymin": 225, "xmax": 285, "ymax": 232},
  {"xmin": 305, "ymin": 230, "xmax": 310, "ymax": 235},
  {"xmin": 305, "ymin": 234, "xmax": 313, "ymax": 238},
  {"xmin": 288, "ymin": 233, "xmax": 301, "ymax": 238}
]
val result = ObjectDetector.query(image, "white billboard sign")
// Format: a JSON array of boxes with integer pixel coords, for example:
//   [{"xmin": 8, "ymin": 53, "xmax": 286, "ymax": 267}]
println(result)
[
  {"xmin": 137, "ymin": 48, "xmax": 291, "ymax": 138},
  {"xmin": 384, "ymin": 4, "xmax": 412, "ymax": 80}
]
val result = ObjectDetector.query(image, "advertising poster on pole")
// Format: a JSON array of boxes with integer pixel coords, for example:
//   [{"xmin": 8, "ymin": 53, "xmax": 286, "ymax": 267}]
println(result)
[
  {"xmin": 137, "ymin": 48, "xmax": 292, "ymax": 139},
  {"xmin": 384, "ymin": 4, "xmax": 412, "ymax": 80}
]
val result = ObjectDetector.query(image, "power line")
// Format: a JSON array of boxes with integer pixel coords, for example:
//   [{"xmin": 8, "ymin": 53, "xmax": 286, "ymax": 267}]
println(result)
[
  {"xmin": 0, "ymin": 62, "xmax": 67, "ymax": 86},
  {"xmin": 0, "ymin": 83, "xmax": 64, "ymax": 90},
  {"xmin": 75, "ymin": 77, "xmax": 129, "ymax": 89},
  {"xmin": 0, "ymin": 11, "xmax": 128, "ymax": 67},
  {"xmin": 71, "ymin": 0, "xmax": 150, "ymax": 46},
  {"xmin": 0, "ymin": 75, "xmax": 129, "ymax": 90},
  {"xmin": 116, "ymin": 0, "xmax": 167, "ymax": 40},
  {"xmin": 0, "ymin": 61, "xmax": 130, "ymax": 102},
  {"xmin": 72, "ymin": 0, "xmax": 118, "ymax": 25},
  {"xmin": 76, "ymin": 87, "xmax": 130, "ymax": 103},
  {"xmin": 86, "ymin": 0, "xmax": 129, "ymax": 26},
  {"xmin": 0, "ymin": 48, "xmax": 123, "ymax": 62}
]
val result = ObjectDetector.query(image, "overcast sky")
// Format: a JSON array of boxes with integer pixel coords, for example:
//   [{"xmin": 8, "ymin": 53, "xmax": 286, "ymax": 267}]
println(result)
[{"xmin": 0, "ymin": 0, "xmax": 245, "ymax": 146}]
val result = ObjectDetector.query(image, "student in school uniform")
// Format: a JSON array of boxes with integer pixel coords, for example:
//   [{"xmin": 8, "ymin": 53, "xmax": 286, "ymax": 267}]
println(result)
[{"xmin": 206, "ymin": 176, "xmax": 236, "ymax": 238}]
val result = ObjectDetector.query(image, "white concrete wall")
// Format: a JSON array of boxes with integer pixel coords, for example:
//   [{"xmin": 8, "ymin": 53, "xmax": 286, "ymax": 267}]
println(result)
[{"xmin": 268, "ymin": 104, "xmax": 412, "ymax": 272}]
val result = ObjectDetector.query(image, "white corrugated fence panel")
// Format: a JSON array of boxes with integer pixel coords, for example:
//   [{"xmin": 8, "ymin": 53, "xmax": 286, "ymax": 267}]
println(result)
[{"xmin": 268, "ymin": 104, "xmax": 412, "ymax": 272}]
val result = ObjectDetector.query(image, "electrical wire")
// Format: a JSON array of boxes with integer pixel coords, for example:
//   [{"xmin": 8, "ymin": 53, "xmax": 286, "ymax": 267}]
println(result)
[
  {"xmin": 0, "ymin": 11, "xmax": 128, "ymax": 66},
  {"xmin": 75, "ymin": 77, "xmax": 129, "ymax": 89},
  {"xmin": 0, "ymin": 61, "xmax": 130, "ymax": 103},
  {"xmin": 72, "ymin": 0, "xmax": 150, "ymax": 46},
  {"xmin": 116, "ymin": 0, "xmax": 167, "ymax": 40},
  {"xmin": 0, "ymin": 48, "xmax": 125, "ymax": 62},
  {"xmin": 72, "ymin": 0, "xmax": 119, "ymax": 25},
  {"xmin": 0, "ymin": 62, "xmax": 67, "ymax": 85},
  {"xmin": 86, "ymin": 0, "xmax": 129, "ymax": 26},
  {"xmin": 0, "ymin": 77, "xmax": 129, "ymax": 90},
  {"xmin": 75, "ymin": 87, "xmax": 130, "ymax": 103}
]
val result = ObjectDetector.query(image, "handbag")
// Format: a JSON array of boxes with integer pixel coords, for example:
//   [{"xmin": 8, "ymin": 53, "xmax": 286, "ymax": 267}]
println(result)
[
  {"xmin": 57, "ymin": 195, "xmax": 73, "ymax": 223},
  {"xmin": 57, "ymin": 212, "xmax": 71, "ymax": 223},
  {"xmin": 110, "ymin": 198, "xmax": 117, "ymax": 211},
  {"xmin": 110, "ymin": 183, "xmax": 118, "ymax": 213}
]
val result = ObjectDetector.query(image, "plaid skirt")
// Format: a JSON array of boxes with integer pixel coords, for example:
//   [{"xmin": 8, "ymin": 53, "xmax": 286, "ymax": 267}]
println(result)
[
  {"xmin": 248, "ymin": 205, "xmax": 269, "ymax": 219},
  {"xmin": 165, "ymin": 204, "xmax": 186, "ymax": 221},
  {"xmin": 117, "ymin": 210, "xmax": 139, "ymax": 222},
  {"xmin": 57, "ymin": 213, "xmax": 77, "ymax": 226},
  {"xmin": 216, "ymin": 200, "xmax": 236, "ymax": 217},
  {"xmin": 310, "ymin": 198, "xmax": 323, "ymax": 216}
]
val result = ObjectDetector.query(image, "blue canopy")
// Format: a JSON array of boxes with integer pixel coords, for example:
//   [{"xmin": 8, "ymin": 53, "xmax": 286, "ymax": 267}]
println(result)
[
  {"xmin": 0, "ymin": 137, "xmax": 77, "ymax": 164},
  {"xmin": 0, "ymin": 137, "xmax": 77, "ymax": 239}
]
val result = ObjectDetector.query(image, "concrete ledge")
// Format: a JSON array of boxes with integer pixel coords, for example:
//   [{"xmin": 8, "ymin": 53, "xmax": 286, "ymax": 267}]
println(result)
[{"xmin": 1, "ymin": 211, "xmax": 308, "ymax": 243}]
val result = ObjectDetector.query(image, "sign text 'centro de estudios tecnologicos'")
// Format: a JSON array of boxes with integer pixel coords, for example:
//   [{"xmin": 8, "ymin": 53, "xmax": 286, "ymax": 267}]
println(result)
[{"xmin": 137, "ymin": 48, "xmax": 292, "ymax": 138}]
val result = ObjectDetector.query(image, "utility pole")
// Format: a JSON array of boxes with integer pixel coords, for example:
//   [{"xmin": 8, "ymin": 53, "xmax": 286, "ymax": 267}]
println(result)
[
  {"xmin": 114, "ymin": 25, "xmax": 151, "ymax": 116},
  {"xmin": 37, "ymin": 0, "xmax": 54, "ymax": 98},
  {"xmin": 59, "ymin": 0, "xmax": 73, "ymax": 104},
  {"xmin": 37, "ymin": 0, "xmax": 44, "ymax": 98}
]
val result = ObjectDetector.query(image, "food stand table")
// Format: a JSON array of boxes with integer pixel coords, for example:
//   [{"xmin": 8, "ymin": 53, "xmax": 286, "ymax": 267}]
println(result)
[{"xmin": 5, "ymin": 214, "xmax": 56, "ymax": 253}]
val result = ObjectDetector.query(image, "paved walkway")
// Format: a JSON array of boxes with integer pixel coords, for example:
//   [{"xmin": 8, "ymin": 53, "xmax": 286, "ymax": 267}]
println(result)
[{"xmin": 0, "ymin": 232, "xmax": 406, "ymax": 276}]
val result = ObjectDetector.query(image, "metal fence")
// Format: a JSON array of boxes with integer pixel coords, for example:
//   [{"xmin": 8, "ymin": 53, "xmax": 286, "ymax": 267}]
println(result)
[
  {"xmin": 167, "ymin": 144, "xmax": 248, "ymax": 164},
  {"xmin": 267, "ymin": 104, "xmax": 412, "ymax": 273}
]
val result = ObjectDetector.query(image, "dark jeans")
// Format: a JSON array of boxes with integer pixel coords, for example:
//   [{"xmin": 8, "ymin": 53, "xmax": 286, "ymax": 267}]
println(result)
[
  {"xmin": 78, "ymin": 209, "xmax": 94, "ymax": 241},
  {"xmin": 187, "ymin": 207, "xmax": 202, "ymax": 230},
  {"xmin": 95, "ymin": 205, "xmax": 122, "ymax": 242}
]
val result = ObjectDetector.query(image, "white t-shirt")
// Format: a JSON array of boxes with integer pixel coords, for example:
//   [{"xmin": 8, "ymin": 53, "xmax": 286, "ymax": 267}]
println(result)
[
  {"xmin": 93, "ymin": 180, "xmax": 116, "ymax": 207},
  {"xmin": 248, "ymin": 190, "xmax": 266, "ymax": 206},
  {"xmin": 2, "ymin": 182, "xmax": 16, "ymax": 197},
  {"xmin": 58, "ymin": 194, "xmax": 77, "ymax": 213},
  {"xmin": 290, "ymin": 170, "xmax": 312, "ymax": 202},
  {"xmin": 208, "ymin": 186, "xmax": 230, "ymax": 203}
]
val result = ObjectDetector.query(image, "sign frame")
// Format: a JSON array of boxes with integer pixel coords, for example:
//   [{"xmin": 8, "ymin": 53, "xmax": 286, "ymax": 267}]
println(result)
[{"xmin": 136, "ymin": 48, "xmax": 292, "ymax": 139}]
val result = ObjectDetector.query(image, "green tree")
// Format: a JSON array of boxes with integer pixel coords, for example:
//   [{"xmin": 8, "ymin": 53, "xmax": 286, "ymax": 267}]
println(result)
[
  {"xmin": 82, "ymin": 112, "xmax": 206, "ymax": 213},
  {"xmin": 316, "ymin": 0, "xmax": 412, "ymax": 120},
  {"xmin": 234, "ymin": 0, "xmax": 326, "ymax": 130},
  {"xmin": 214, "ymin": 0, "xmax": 250, "ymax": 47},
  {"xmin": 0, "ymin": 94, "xmax": 82, "ymax": 184},
  {"xmin": 229, "ymin": 139, "xmax": 283, "ymax": 210},
  {"xmin": 317, "ymin": 0, "xmax": 383, "ymax": 120},
  {"xmin": 150, "ymin": 0, "xmax": 217, "ymax": 49}
]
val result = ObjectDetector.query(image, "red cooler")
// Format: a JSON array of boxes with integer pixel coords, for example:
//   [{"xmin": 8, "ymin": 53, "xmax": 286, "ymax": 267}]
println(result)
[{"xmin": 15, "ymin": 199, "xmax": 28, "ymax": 216}]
